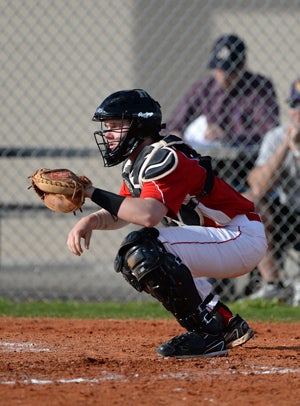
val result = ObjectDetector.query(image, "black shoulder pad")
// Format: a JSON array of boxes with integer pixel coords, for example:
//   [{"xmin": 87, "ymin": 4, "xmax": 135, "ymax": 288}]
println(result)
[{"xmin": 141, "ymin": 147, "xmax": 178, "ymax": 181}]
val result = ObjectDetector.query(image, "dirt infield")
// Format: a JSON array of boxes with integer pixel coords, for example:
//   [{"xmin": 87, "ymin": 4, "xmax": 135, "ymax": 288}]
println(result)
[{"xmin": 0, "ymin": 317, "xmax": 299, "ymax": 406}]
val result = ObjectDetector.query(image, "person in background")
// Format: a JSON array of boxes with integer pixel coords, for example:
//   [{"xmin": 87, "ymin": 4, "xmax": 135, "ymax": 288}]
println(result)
[
  {"xmin": 166, "ymin": 33, "xmax": 279, "ymax": 150},
  {"xmin": 245, "ymin": 79, "xmax": 300, "ymax": 301}
]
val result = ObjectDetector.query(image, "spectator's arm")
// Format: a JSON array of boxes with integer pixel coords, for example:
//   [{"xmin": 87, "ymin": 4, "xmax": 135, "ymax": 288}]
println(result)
[{"xmin": 247, "ymin": 128, "xmax": 292, "ymax": 199}]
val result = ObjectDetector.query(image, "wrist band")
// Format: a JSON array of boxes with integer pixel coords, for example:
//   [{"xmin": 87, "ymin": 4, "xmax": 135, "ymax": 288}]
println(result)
[{"xmin": 91, "ymin": 188, "xmax": 125, "ymax": 216}]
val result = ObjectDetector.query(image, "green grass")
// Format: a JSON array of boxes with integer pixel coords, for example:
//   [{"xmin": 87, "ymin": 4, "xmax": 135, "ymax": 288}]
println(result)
[
  {"xmin": 0, "ymin": 299, "xmax": 168, "ymax": 319},
  {"xmin": 0, "ymin": 298, "xmax": 299, "ymax": 322}
]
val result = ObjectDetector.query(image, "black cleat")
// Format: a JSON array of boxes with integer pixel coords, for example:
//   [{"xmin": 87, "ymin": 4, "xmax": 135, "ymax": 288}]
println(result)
[
  {"xmin": 157, "ymin": 331, "xmax": 227, "ymax": 359},
  {"xmin": 223, "ymin": 314, "xmax": 254, "ymax": 349}
]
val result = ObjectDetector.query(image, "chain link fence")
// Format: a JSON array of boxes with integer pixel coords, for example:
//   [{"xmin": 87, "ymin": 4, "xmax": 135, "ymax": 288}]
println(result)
[{"xmin": 1, "ymin": 0, "xmax": 299, "ymax": 302}]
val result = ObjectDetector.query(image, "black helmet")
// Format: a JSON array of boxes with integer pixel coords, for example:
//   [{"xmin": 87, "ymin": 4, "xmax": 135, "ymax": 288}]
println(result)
[{"xmin": 93, "ymin": 89, "xmax": 164, "ymax": 166}]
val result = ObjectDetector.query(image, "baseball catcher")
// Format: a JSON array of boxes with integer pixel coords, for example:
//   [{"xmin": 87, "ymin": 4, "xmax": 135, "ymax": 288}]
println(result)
[
  {"xmin": 58, "ymin": 89, "xmax": 266, "ymax": 358},
  {"xmin": 28, "ymin": 168, "xmax": 92, "ymax": 214}
]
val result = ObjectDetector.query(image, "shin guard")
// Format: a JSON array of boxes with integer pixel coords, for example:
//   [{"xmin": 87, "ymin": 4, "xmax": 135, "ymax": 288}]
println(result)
[{"xmin": 114, "ymin": 227, "xmax": 222, "ymax": 335}]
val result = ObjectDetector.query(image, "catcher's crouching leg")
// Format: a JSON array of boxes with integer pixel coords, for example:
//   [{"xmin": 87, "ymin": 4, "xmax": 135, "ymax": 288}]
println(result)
[{"xmin": 114, "ymin": 227, "xmax": 222, "ymax": 336}]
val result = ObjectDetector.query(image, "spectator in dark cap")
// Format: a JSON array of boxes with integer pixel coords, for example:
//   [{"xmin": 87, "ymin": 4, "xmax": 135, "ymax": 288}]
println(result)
[{"xmin": 166, "ymin": 33, "xmax": 279, "ymax": 149}]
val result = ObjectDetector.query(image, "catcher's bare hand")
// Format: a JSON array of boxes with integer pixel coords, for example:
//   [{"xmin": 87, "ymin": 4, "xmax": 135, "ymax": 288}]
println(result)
[{"xmin": 67, "ymin": 215, "xmax": 97, "ymax": 256}]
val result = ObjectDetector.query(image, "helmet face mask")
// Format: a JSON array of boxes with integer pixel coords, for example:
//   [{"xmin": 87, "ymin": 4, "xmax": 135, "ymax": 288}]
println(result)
[
  {"xmin": 93, "ymin": 89, "xmax": 164, "ymax": 167},
  {"xmin": 94, "ymin": 118, "xmax": 140, "ymax": 167}
]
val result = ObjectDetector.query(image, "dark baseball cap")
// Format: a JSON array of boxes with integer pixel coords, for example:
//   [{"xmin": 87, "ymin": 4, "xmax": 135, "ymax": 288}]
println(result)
[
  {"xmin": 287, "ymin": 79, "xmax": 300, "ymax": 107},
  {"xmin": 208, "ymin": 34, "xmax": 246, "ymax": 72}
]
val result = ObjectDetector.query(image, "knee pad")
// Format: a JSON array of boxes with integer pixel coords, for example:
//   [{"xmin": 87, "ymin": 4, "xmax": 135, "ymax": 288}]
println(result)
[
  {"xmin": 114, "ymin": 227, "xmax": 164, "ymax": 281},
  {"xmin": 114, "ymin": 227, "xmax": 221, "ymax": 334},
  {"xmin": 114, "ymin": 227, "xmax": 163, "ymax": 291}
]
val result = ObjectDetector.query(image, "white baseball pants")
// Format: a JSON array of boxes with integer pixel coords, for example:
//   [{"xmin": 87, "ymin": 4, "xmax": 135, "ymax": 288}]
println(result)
[{"xmin": 158, "ymin": 214, "xmax": 267, "ymax": 305}]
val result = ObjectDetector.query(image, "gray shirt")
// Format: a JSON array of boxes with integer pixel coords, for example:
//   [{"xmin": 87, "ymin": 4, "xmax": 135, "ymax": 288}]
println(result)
[{"xmin": 255, "ymin": 123, "xmax": 300, "ymax": 210}]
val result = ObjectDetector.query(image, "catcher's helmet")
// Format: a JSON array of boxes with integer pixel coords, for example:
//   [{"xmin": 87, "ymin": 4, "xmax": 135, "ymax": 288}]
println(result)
[{"xmin": 93, "ymin": 89, "xmax": 164, "ymax": 166}]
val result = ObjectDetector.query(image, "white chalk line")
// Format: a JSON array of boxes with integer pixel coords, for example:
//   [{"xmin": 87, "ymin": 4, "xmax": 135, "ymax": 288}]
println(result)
[
  {"xmin": 0, "ymin": 371, "xmax": 126, "ymax": 386},
  {"xmin": 0, "ymin": 341, "xmax": 50, "ymax": 353},
  {"xmin": 1, "ymin": 341, "xmax": 299, "ymax": 385},
  {"xmin": 1, "ymin": 366, "xmax": 300, "ymax": 386}
]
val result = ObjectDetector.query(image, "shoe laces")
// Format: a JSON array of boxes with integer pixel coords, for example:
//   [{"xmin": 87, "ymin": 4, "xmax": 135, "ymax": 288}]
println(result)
[{"xmin": 169, "ymin": 331, "xmax": 194, "ymax": 344}]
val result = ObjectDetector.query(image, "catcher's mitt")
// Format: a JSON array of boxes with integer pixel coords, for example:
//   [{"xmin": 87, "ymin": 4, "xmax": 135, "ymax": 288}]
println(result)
[{"xmin": 28, "ymin": 168, "xmax": 92, "ymax": 214}]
